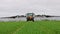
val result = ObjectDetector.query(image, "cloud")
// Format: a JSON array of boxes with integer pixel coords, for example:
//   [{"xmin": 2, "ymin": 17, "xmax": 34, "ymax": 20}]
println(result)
[{"xmin": 0, "ymin": 0, "xmax": 60, "ymax": 17}]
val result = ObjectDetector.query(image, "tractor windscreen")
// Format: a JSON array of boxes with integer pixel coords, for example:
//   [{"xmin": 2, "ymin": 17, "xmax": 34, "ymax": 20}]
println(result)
[{"xmin": 27, "ymin": 13, "xmax": 33, "ymax": 16}]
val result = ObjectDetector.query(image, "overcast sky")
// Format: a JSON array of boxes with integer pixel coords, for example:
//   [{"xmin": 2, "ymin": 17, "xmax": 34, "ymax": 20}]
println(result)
[{"xmin": 0, "ymin": 0, "xmax": 60, "ymax": 17}]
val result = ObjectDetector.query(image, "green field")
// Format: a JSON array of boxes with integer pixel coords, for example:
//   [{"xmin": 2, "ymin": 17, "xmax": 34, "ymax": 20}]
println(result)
[{"xmin": 0, "ymin": 21, "xmax": 60, "ymax": 34}]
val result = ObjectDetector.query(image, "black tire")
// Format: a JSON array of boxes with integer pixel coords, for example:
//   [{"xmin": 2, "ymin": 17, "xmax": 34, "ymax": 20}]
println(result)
[
  {"xmin": 32, "ymin": 18, "xmax": 34, "ymax": 22},
  {"xmin": 27, "ymin": 19, "xmax": 28, "ymax": 22},
  {"xmin": 32, "ymin": 19, "xmax": 34, "ymax": 22}
]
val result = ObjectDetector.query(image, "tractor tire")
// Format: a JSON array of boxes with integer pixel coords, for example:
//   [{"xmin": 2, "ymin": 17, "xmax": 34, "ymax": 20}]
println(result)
[
  {"xmin": 32, "ymin": 18, "xmax": 34, "ymax": 22},
  {"xmin": 27, "ymin": 19, "xmax": 29, "ymax": 22}
]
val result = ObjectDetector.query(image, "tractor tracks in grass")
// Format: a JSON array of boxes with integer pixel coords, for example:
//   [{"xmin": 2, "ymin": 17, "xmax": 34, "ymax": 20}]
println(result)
[{"xmin": 12, "ymin": 23, "xmax": 28, "ymax": 34}]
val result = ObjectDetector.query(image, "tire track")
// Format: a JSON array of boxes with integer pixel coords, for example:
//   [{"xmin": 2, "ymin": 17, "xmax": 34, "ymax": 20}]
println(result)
[{"xmin": 12, "ymin": 23, "xmax": 27, "ymax": 34}]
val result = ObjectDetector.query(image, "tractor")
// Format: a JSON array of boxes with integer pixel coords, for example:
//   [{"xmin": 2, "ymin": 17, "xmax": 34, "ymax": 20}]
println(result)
[{"xmin": 26, "ymin": 13, "xmax": 35, "ymax": 22}]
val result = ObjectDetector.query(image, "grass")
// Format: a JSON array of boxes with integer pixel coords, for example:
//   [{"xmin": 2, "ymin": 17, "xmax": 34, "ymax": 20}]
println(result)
[{"xmin": 0, "ymin": 21, "xmax": 60, "ymax": 34}]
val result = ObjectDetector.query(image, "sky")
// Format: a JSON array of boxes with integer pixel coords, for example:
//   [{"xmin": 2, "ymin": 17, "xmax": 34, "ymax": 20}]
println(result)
[{"xmin": 0, "ymin": 0, "xmax": 60, "ymax": 17}]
